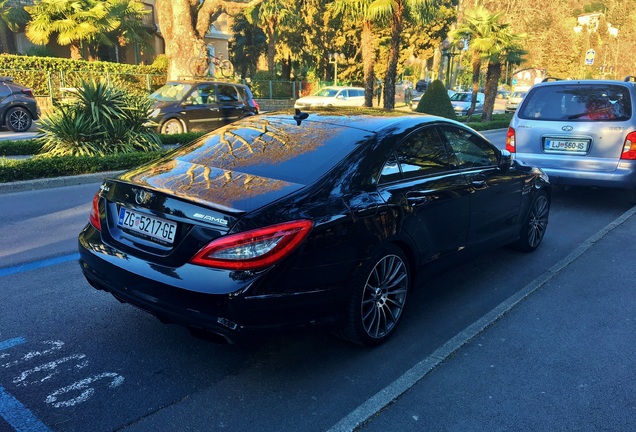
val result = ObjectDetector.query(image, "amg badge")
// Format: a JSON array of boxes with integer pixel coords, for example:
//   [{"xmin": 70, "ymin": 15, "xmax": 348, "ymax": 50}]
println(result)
[{"xmin": 193, "ymin": 213, "xmax": 229, "ymax": 226}]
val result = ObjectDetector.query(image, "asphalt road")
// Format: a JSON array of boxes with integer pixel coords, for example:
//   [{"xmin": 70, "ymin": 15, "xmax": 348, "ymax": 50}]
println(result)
[{"xmin": 1, "ymin": 130, "xmax": 634, "ymax": 431}]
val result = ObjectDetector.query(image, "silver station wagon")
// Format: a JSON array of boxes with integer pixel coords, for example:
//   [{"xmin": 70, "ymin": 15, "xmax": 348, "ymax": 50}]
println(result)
[{"xmin": 506, "ymin": 77, "xmax": 636, "ymax": 202}]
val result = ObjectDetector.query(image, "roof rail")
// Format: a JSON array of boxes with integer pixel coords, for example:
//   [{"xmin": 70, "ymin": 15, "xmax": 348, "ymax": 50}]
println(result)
[
  {"xmin": 624, "ymin": 76, "xmax": 636, "ymax": 83},
  {"xmin": 541, "ymin": 77, "xmax": 562, "ymax": 82},
  {"xmin": 175, "ymin": 75, "xmax": 237, "ymax": 83}
]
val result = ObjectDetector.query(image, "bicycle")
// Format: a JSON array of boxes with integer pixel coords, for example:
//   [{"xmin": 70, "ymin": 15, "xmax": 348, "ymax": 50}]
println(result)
[{"xmin": 188, "ymin": 44, "xmax": 234, "ymax": 78}]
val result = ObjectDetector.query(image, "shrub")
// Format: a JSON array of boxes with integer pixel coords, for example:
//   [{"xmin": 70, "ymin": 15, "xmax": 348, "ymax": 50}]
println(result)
[
  {"xmin": 0, "ymin": 140, "xmax": 43, "ymax": 156},
  {"xmin": 0, "ymin": 151, "xmax": 166, "ymax": 183},
  {"xmin": 37, "ymin": 80, "xmax": 162, "ymax": 157},
  {"xmin": 159, "ymin": 131, "xmax": 206, "ymax": 145},
  {"xmin": 415, "ymin": 80, "xmax": 456, "ymax": 120}
]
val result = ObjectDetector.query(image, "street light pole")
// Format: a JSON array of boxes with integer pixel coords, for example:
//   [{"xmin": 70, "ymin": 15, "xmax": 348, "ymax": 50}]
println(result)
[
  {"xmin": 329, "ymin": 53, "xmax": 344, "ymax": 86},
  {"xmin": 440, "ymin": 40, "xmax": 465, "ymax": 90}
]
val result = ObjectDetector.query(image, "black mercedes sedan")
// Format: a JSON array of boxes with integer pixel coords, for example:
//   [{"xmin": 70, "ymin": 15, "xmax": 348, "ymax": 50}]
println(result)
[{"xmin": 78, "ymin": 108, "xmax": 551, "ymax": 346}]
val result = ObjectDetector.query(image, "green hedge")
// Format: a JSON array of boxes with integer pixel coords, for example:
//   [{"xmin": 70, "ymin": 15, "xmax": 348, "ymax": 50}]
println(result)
[
  {"xmin": 0, "ymin": 54, "xmax": 167, "ymax": 96},
  {"xmin": 158, "ymin": 131, "xmax": 206, "ymax": 145},
  {"xmin": 0, "ymin": 140, "xmax": 43, "ymax": 156},
  {"xmin": 0, "ymin": 132, "xmax": 206, "ymax": 156},
  {"xmin": 0, "ymin": 151, "xmax": 166, "ymax": 183}
]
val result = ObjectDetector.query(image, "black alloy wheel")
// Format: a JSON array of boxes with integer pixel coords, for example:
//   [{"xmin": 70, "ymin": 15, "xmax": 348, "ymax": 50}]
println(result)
[
  {"xmin": 340, "ymin": 246, "xmax": 410, "ymax": 346},
  {"xmin": 6, "ymin": 106, "xmax": 32, "ymax": 132},
  {"xmin": 514, "ymin": 191, "xmax": 549, "ymax": 252}
]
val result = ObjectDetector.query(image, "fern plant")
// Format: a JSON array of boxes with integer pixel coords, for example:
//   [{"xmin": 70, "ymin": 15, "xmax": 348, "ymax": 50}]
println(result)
[{"xmin": 38, "ymin": 80, "xmax": 161, "ymax": 157}]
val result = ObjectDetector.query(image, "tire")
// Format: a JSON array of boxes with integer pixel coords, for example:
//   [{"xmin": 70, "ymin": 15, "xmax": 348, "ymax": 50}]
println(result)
[
  {"xmin": 512, "ymin": 190, "xmax": 549, "ymax": 252},
  {"xmin": 160, "ymin": 119, "xmax": 184, "ymax": 135},
  {"xmin": 339, "ymin": 245, "xmax": 410, "ymax": 346},
  {"xmin": 218, "ymin": 59, "xmax": 234, "ymax": 78},
  {"xmin": 188, "ymin": 56, "xmax": 210, "ymax": 77},
  {"xmin": 6, "ymin": 106, "xmax": 32, "ymax": 132}
]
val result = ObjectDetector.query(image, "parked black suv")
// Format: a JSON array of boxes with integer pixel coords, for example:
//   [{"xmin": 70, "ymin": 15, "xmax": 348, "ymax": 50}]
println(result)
[
  {"xmin": 148, "ymin": 80, "xmax": 259, "ymax": 134},
  {"xmin": 0, "ymin": 77, "xmax": 39, "ymax": 132}
]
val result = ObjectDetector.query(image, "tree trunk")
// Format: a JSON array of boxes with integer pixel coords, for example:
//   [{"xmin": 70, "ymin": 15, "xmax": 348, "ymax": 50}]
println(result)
[
  {"xmin": 383, "ymin": 0, "xmax": 404, "ymax": 109},
  {"xmin": 466, "ymin": 51, "xmax": 481, "ymax": 122},
  {"xmin": 156, "ymin": 0, "xmax": 202, "ymax": 80},
  {"xmin": 266, "ymin": 19, "xmax": 276, "ymax": 74},
  {"xmin": 361, "ymin": 20, "xmax": 375, "ymax": 107},
  {"xmin": 0, "ymin": 21, "xmax": 16, "ymax": 54},
  {"xmin": 70, "ymin": 43, "xmax": 83, "ymax": 60},
  {"xmin": 481, "ymin": 61, "xmax": 501, "ymax": 122}
]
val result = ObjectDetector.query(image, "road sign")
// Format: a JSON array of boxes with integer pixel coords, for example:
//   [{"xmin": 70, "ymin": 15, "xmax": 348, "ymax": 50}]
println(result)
[{"xmin": 585, "ymin": 49, "xmax": 595, "ymax": 65}]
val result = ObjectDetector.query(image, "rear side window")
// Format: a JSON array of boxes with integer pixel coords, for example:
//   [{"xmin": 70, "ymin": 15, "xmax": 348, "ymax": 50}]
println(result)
[
  {"xmin": 439, "ymin": 125, "xmax": 498, "ymax": 169},
  {"xmin": 379, "ymin": 127, "xmax": 450, "ymax": 184},
  {"xmin": 518, "ymin": 84, "xmax": 632, "ymax": 121},
  {"xmin": 218, "ymin": 85, "xmax": 239, "ymax": 102}
]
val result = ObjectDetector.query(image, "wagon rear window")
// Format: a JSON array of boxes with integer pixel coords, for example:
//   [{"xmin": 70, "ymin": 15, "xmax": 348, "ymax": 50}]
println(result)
[{"xmin": 518, "ymin": 84, "xmax": 632, "ymax": 121}]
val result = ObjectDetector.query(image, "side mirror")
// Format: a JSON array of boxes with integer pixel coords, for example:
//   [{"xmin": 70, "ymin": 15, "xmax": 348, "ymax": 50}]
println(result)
[{"xmin": 498, "ymin": 149, "xmax": 513, "ymax": 172}]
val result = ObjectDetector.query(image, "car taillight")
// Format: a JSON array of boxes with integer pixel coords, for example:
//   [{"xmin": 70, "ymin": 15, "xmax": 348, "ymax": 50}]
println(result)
[
  {"xmin": 506, "ymin": 127, "xmax": 516, "ymax": 153},
  {"xmin": 621, "ymin": 131, "xmax": 636, "ymax": 160},
  {"xmin": 21, "ymin": 89, "xmax": 34, "ymax": 98},
  {"xmin": 251, "ymin": 99, "xmax": 260, "ymax": 112},
  {"xmin": 190, "ymin": 220, "xmax": 313, "ymax": 270},
  {"xmin": 89, "ymin": 192, "xmax": 101, "ymax": 231}
]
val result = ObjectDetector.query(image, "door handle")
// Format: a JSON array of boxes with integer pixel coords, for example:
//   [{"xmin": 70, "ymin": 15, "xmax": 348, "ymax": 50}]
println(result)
[
  {"xmin": 470, "ymin": 178, "xmax": 488, "ymax": 189},
  {"xmin": 406, "ymin": 192, "xmax": 431, "ymax": 205}
]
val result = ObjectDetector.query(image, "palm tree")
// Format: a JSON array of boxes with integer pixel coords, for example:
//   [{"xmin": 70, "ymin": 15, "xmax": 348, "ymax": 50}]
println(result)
[
  {"xmin": 330, "ymin": 0, "xmax": 376, "ymax": 107},
  {"xmin": 0, "ymin": 0, "xmax": 29, "ymax": 53},
  {"xmin": 106, "ymin": 0, "xmax": 154, "ymax": 63},
  {"xmin": 482, "ymin": 37, "xmax": 526, "ymax": 121},
  {"xmin": 244, "ymin": 0, "xmax": 294, "ymax": 74},
  {"xmin": 25, "ymin": 0, "xmax": 118, "ymax": 60},
  {"xmin": 454, "ymin": 6, "xmax": 500, "ymax": 121},
  {"xmin": 368, "ymin": 0, "xmax": 439, "ymax": 109}
]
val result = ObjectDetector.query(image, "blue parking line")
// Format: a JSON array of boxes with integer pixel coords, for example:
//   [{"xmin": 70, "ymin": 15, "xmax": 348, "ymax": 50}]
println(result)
[
  {"xmin": 0, "ymin": 386, "xmax": 51, "ymax": 432},
  {"xmin": 0, "ymin": 254, "xmax": 80, "ymax": 277},
  {"xmin": 0, "ymin": 338, "xmax": 26, "ymax": 351}
]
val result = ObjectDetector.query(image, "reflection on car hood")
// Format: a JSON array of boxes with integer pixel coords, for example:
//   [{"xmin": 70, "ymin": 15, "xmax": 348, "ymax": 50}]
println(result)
[{"xmin": 118, "ymin": 159, "xmax": 304, "ymax": 214}]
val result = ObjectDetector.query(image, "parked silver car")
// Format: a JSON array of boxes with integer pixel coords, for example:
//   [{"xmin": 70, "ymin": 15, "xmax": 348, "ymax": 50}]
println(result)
[
  {"xmin": 505, "ymin": 90, "xmax": 527, "ymax": 113},
  {"xmin": 294, "ymin": 86, "xmax": 365, "ymax": 109},
  {"xmin": 507, "ymin": 77, "xmax": 636, "ymax": 202},
  {"xmin": 449, "ymin": 91, "xmax": 485, "ymax": 116}
]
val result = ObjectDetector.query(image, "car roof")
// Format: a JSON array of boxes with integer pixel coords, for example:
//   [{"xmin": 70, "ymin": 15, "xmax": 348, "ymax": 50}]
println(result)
[
  {"xmin": 533, "ymin": 78, "xmax": 636, "ymax": 87},
  {"xmin": 273, "ymin": 107, "xmax": 462, "ymax": 132},
  {"xmin": 321, "ymin": 86, "xmax": 364, "ymax": 90},
  {"xmin": 165, "ymin": 80, "xmax": 248, "ymax": 88}
]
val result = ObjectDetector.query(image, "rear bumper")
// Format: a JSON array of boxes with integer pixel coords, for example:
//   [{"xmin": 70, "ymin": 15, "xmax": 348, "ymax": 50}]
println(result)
[
  {"xmin": 515, "ymin": 155, "xmax": 636, "ymax": 189},
  {"xmin": 78, "ymin": 226, "xmax": 348, "ymax": 342}
]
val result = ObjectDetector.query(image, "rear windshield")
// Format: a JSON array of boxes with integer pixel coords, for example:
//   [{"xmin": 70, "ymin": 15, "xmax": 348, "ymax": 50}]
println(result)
[
  {"xmin": 171, "ymin": 117, "xmax": 371, "ymax": 185},
  {"xmin": 518, "ymin": 84, "xmax": 632, "ymax": 121}
]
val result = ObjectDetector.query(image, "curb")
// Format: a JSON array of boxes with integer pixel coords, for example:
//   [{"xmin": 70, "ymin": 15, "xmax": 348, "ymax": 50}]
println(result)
[{"xmin": 0, "ymin": 170, "xmax": 125, "ymax": 194}]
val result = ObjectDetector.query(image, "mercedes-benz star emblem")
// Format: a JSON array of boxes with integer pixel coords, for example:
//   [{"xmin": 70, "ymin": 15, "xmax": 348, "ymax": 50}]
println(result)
[{"xmin": 134, "ymin": 189, "xmax": 153, "ymax": 205}]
